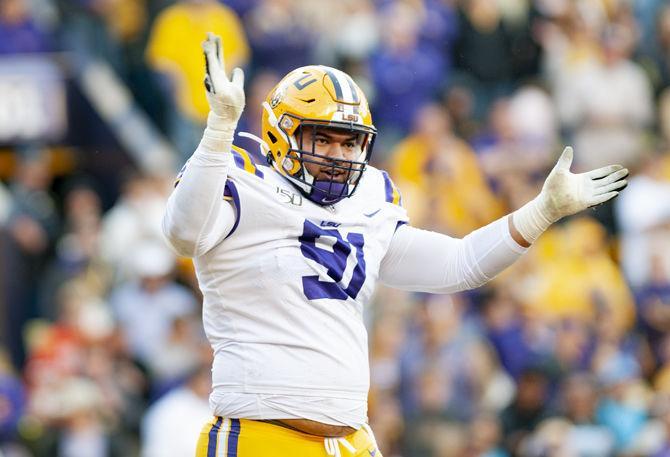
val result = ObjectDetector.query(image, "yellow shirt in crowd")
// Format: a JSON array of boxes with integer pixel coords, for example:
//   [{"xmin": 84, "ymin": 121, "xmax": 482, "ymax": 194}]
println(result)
[
  {"xmin": 389, "ymin": 135, "xmax": 505, "ymax": 237},
  {"xmin": 146, "ymin": 1, "xmax": 250, "ymax": 123},
  {"xmin": 525, "ymin": 217, "xmax": 635, "ymax": 332}
]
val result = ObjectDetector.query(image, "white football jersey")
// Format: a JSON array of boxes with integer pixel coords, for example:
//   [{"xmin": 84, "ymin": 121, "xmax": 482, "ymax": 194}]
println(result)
[{"xmin": 193, "ymin": 148, "xmax": 408, "ymax": 426}]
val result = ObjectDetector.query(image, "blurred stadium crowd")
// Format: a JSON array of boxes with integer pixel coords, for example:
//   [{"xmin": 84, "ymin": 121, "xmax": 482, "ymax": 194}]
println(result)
[{"xmin": 2, "ymin": 0, "xmax": 670, "ymax": 456}]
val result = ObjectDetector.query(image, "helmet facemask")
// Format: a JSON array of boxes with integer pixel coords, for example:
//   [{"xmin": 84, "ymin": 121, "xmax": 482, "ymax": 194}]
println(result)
[
  {"xmin": 261, "ymin": 65, "xmax": 377, "ymax": 205},
  {"xmin": 275, "ymin": 116, "xmax": 376, "ymax": 205}
]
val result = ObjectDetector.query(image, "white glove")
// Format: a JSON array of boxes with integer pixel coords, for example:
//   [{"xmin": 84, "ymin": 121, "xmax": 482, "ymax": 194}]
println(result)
[
  {"xmin": 200, "ymin": 32, "xmax": 245, "ymax": 151},
  {"xmin": 513, "ymin": 146, "xmax": 628, "ymax": 243}
]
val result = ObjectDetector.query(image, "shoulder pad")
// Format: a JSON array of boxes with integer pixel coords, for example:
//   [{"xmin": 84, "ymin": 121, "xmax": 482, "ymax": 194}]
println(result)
[
  {"xmin": 231, "ymin": 146, "xmax": 264, "ymax": 179},
  {"xmin": 379, "ymin": 170, "xmax": 403, "ymax": 206}
]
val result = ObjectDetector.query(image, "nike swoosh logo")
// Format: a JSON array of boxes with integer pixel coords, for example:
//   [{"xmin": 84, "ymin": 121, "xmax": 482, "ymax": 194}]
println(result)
[
  {"xmin": 364, "ymin": 209, "xmax": 381, "ymax": 218},
  {"xmin": 368, "ymin": 449, "xmax": 377, "ymax": 457}
]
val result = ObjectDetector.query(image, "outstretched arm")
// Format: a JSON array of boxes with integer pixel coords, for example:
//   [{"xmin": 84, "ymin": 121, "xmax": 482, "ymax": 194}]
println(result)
[
  {"xmin": 379, "ymin": 147, "xmax": 628, "ymax": 292},
  {"xmin": 162, "ymin": 33, "xmax": 245, "ymax": 257}
]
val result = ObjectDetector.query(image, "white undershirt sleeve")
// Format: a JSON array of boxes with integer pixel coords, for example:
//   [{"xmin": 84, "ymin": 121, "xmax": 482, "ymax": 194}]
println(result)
[
  {"xmin": 379, "ymin": 216, "xmax": 528, "ymax": 293},
  {"xmin": 162, "ymin": 147, "xmax": 236, "ymax": 258}
]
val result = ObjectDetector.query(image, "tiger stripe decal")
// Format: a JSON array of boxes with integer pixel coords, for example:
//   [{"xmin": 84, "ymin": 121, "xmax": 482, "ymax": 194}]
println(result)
[
  {"xmin": 231, "ymin": 146, "xmax": 264, "ymax": 178},
  {"xmin": 381, "ymin": 171, "xmax": 402, "ymax": 206}
]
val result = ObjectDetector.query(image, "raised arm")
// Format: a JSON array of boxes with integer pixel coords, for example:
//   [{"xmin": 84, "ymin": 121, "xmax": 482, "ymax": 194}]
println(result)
[
  {"xmin": 379, "ymin": 147, "xmax": 628, "ymax": 292},
  {"xmin": 162, "ymin": 33, "xmax": 245, "ymax": 257}
]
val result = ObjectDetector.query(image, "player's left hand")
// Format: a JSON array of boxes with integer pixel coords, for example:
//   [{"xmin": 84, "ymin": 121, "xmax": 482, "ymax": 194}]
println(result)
[
  {"xmin": 538, "ymin": 146, "xmax": 628, "ymax": 222},
  {"xmin": 511, "ymin": 146, "xmax": 629, "ymax": 245}
]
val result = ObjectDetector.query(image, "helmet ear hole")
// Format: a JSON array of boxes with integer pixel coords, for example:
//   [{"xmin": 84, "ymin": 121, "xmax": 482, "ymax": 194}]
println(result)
[{"xmin": 267, "ymin": 131, "xmax": 278, "ymax": 144}]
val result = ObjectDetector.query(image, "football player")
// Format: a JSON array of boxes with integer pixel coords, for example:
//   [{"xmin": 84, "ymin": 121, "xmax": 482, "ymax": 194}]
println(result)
[{"xmin": 162, "ymin": 33, "xmax": 629, "ymax": 457}]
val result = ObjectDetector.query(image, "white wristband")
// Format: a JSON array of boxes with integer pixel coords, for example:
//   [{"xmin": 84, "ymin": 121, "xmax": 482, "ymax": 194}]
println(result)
[
  {"xmin": 512, "ymin": 196, "xmax": 554, "ymax": 244},
  {"xmin": 199, "ymin": 111, "xmax": 237, "ymax": 153}
]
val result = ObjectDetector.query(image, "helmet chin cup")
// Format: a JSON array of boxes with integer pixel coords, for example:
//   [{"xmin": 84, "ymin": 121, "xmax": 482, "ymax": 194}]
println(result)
[{"xmin": 310, "ymin": 180, "xmax": 349, "ymax": 205}]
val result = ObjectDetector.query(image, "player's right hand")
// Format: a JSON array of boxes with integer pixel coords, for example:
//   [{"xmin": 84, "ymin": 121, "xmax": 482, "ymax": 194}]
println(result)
[{"xmin": 202, "ymin": 32, "xmax": 245, "ymax": 124}]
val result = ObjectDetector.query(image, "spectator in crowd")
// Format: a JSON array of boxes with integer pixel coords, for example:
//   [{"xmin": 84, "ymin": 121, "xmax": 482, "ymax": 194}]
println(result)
[
  {"xmin": 301, "ymin": 0, "xmax": 380, "ymax": 66},
  {"xmin": 399, "ymin": 294, "xmax": 489, "ymax": 422},
  {"xmin": 23, "ymin": 280, "xmax": 142, "ymax": 456},
  {"xmin": 481, "ymin": 284, "xmax": 551, "ymax": 379},
  {"xmin": 473, "ymin": 85, "xmax": 556, "ymax": 194},
  {"xmin": 499, "ymin": 367, "xmax": 553, "ymax": 455},
  {"xmin": 108, "ymin": 241, "xmax": 197, "ymax": 370},
  {"xmin": 58, "ymin": 0, "xmax": 125, "ymax": 72},
  {"xmin": 553, "ymin": 23, "xmax": 653, "ymax": 171},
  {"xmin": 141, "ymin": 363, "xmax": 212, "ymax": 457},
  {"xmin": 443, "ymin": 84, "xmax": 479, "ymax": 141},
  {"xmin": 369, "ymin": 314, "xmax": 406, "ymax": 401},
  {"xmin": 642, "ymin": 3, "xmax": 670, "ymax": 94},
  {"xmin": 615, "ymin": 151, "xmax": 670, "ymax": 288},
  {"xmin": 637, "ymin": 255, "xmax": 670, "ymax": 363},
  {"xmin": 633, "ymin": 0, "xmax": 666, "ymax": 63},
  {"xmin": 595, "ymin": 352, "xmax": 649, "ymax": 453},
  {"xmin": 0, "ymin": 0, "xmax": 52, "ymax": 54},
  {"xmin": 99, "ymin": 171, "xmax": 169, "ymax": 277},
  {"xmin": 38, "ymin": 180, "xmax": 109, "ymax": 321},
  {"xmin": 523, "ymin": 217, "xmax": 635, "ymax": 332},
  {"xmin": 145, "ymin": 0, "xmax": 249, "ymax": 156},
  {"xmin": 518, "ymin": 417, "xmax": 576, "ymax": 456},
  {"xmin": 369, "ymin": 1, "xmax": 446, "ymax": 146},
  {"xmin": 417, "ymin": 0, "xmax": 458, "ymax": 55},
  {"xmin": 367, "ymin": 313, "xmax": 406, "ymax": 456},
  {"xmin": 464, "ymin": 413, "xmax": 507, "ymax": 457},
  {"xmin": 647, "ymin": 395, "xmax": 670, "ymax": 456},
  {"xmin": 0, "ymin": 181, "xmax": 11, "ymax": 225},
  {"xmin": 557, "ymin": 373, "xmax": 616, "ymax": 456},
  {"xmin": 389, "ymin": 103, "xmax": 504, "ymax": 236},
  {"xmin": 452, "ymin": 0, "xmax": 521, "ymax": 119},
  {"xmin": 54, "ymin": 377, "xmax": 110, "ymax": 457},
  {"xmin": 1, "ymin": 151, "xmax": 59, "ymax": 369},
  {"xmin": 0, "ymin": 348, "xmax": 26, "ymax": 454},
  {"xmin": 244, "ymin": 0, "xmax": 313, "ymax": 77},
  {"xmin": 147, "ymin": 315, "xmax": 208, "ymax": 394}
]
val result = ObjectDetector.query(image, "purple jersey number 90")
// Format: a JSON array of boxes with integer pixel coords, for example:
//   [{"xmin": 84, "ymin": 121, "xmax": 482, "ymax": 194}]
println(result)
[{"xmin": 299, "ymin": 220, "xmax": 366, "ymax": 300}]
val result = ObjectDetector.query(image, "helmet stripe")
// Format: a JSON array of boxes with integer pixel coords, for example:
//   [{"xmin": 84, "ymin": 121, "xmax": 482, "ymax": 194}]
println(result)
[
  {"xmin": 325, "ymin": 68, "xmax": 361, "ymax": 117},
  {"xmin": 344, "ymin": 76, "xmax": 360, "ymax": 114},
  {"xmin": 336, "ymin": 70, "xmax": 354, "ymax": 103},
  {"xmin": 344, "ymin": 76, "xmax": 360, "ymax": 104},
  {"xmin": 324, "ymin": 68, "xmax": 344, "ymax": 101}
]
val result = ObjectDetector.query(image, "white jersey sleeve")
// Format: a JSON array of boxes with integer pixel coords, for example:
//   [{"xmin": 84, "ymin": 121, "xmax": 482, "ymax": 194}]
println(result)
[
  {"xmin": 379, "ymin": 216, "xmax": 528, "ymax": 293},
  {"xmin": 162, "ymin": 147, "xmax": 237, "ymax": 257}
]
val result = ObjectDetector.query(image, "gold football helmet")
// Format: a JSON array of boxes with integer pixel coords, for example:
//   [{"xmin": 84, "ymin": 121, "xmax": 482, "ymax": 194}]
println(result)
[{"xmin": 261, "ymin": 65, "xmax": 377, "ymax": 205}]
